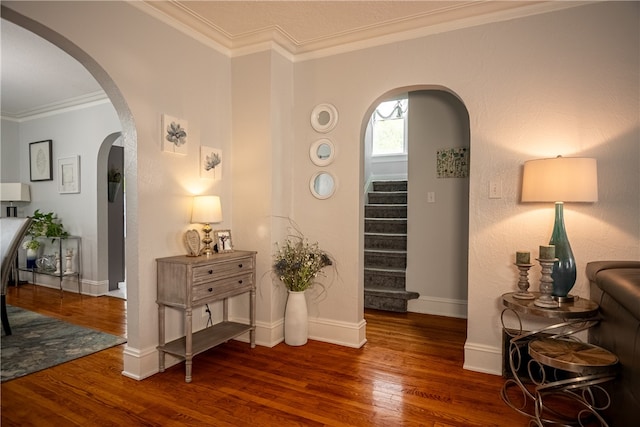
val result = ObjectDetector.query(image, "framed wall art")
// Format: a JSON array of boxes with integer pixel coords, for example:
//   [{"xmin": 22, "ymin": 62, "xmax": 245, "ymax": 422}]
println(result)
[
  {"xmin": 214, "ymin": 229, "xmax": 233, "ymax": 253},
  {"xmin": 58, "ymin": 155, "xmax": 80, "ymax": 194},
  {"xmin": 162, "ymin": 114, "xmax": 188, "ymax": 155},
  {"xmin": 200, "ymin": 146, "xmax": 222, "ymax": 180},
  {"xmin": 29, "ymin": 139, "xmax": 53, "ymax": 181}
]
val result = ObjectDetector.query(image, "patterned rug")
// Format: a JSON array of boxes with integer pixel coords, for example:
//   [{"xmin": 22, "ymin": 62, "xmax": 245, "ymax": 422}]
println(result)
[{"xmin": 1, "ymin": 305, "xmax": 126, "ymax": 382}]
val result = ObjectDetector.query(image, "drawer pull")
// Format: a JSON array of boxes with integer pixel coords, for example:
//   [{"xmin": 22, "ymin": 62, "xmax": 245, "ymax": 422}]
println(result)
[
  {"xmin": 208, "ymin": 270, "xmax": 213, "ymax": 274},
  {"xmin": 238, "ymin": 280, "xmax": 243, "ymax": 284},
  {"xmin": 208, "ymin": 287, "xmax": 213, "ymax": 292},
  {"xmin": 238, "ymin": 263, "xmax": 243, "ymax": 268}
]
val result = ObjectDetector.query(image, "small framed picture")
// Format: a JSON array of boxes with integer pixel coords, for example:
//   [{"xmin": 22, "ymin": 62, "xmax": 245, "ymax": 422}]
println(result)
[
  {"xmin": 162, "ymin": 114, "xmax": 188, "ymax": 155},
  {"xmin": 57, "ymin": 155, "xmax": 80, "ymax": 194},
  {"xmin": 29, "ymin": 140, "xmax": 53, "ymax": 181},
  {"xmin": 214, "ymin": 229, "xmax": 233, "ymax": 253},
  {"xmin": 200, "ymin": 146, "xmax": 222, "ymax": 180}
]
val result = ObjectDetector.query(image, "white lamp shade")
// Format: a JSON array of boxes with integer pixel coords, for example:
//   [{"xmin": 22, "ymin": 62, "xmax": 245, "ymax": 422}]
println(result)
[
  {"xmin": 191, "ymin": 195, "xmax": 222, "ymax": 224},
  {"xmin": 0, "ymin": 183, "xmax": 31, "ymax": 202},
  {"xmin": 521, "ymin": 157, "xmax": 598, "ymax": 202}
]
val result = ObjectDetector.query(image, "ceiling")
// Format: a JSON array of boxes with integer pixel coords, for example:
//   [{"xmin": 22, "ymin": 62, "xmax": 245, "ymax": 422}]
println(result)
[{"xmin": 1, "ymin": 0, "xmax": 575, "ymax": 120}]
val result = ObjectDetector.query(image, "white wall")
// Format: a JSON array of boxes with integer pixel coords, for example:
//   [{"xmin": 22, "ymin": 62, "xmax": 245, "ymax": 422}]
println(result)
[
  {"xmin": 0, "ymin": 119, "xmax": 20, "ymax": 182},
  {"xmin": 5, "ymin": 1, "xmax": 638, "ymax": 379}
]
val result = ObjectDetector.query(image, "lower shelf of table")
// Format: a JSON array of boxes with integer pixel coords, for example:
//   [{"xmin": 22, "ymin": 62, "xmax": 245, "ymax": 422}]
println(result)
[{"xmin": 158, "ymin": 321, "xmax": 252, "ymax": 359}]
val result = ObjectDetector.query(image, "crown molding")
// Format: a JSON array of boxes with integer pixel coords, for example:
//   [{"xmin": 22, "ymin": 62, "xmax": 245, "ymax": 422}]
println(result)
[
  {"xmin": 135, "ymin": 1, "xmax": 591, "ymax": 62},
  {"xmin": 1, "ymin": 90, "xmax": 109, "ymax": 122}
]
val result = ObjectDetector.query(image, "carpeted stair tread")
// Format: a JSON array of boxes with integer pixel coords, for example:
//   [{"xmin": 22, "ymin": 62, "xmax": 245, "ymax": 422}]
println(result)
[{"xmin": 364, "ymin": 288, "xmax": 419, "ymax": 299}]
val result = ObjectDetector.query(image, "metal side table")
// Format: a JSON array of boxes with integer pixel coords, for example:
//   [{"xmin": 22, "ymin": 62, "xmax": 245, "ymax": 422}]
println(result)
[{"xmin": 500, "ymin": 292, "xmax": 618, "ymax": 426}]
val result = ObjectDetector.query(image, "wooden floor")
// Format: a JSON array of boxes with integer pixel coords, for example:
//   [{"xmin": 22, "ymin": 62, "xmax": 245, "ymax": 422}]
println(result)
[{"xmin": 1, "ymin": 285, "xmax": 528, "ymax": 426}]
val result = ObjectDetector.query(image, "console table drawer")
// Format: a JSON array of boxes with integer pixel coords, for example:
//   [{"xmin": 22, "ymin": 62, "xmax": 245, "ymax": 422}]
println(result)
[
  {"xmin": 192, "ymin": 256, "xmax": 254, "ymax": 284},
  {"xmin": 192, "ymin": 272, "xmax": 253, "ymax": 303}
]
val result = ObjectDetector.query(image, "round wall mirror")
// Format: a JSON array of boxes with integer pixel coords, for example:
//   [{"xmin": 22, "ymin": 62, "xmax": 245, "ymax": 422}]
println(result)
[
  {"xmin": 310, "ymin": 103, "xmax": 338, "ymax": 133},
  {"xmin": 309, "ymin": 138, "xmax": 335, "ymax": 166},
  {"xmin": 309, "ymin": 171, "xmax": 336, "ymax": 199}
]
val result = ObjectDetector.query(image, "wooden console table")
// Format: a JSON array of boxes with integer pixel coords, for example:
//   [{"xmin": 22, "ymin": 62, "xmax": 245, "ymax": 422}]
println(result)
[{"xmin": 156, "ymin": 250, "xmax": 256, "ymax": 382}]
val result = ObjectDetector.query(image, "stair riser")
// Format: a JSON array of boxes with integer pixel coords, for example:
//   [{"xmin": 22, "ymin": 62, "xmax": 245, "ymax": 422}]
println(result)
[
  {"xmin": 365, "ymin": 252, "xmax": 406, "ymax": 269},
  {"xmin": 365, "ymin": 234, "xmax": 407, "ymax": 250},
  {"xmin": 364, "ymin": 294, "xmax": 408, "ymax": 312},
  {"xmin": 365, "ymin": 220, "xmax": 407, "ymax": 234},
  {"xmin": 364, "ymin": 272, "xmax": 406, "ymax": 290},
  {"xmin": 365, "ymin": 205, "xmax": 407, "ymax": 219},
  {"xmin": 368, "ymin": 193, "xmax": 407, "ymax": 205},
  {"xmin": 373, "ymin": 181, "xmax": 408, "ymax": 192}
]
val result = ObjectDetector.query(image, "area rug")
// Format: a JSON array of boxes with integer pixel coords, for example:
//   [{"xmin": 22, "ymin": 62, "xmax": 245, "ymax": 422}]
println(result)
[{"xmin": 1, "ymin": 305, "xmax": 126, "ymax": 382}]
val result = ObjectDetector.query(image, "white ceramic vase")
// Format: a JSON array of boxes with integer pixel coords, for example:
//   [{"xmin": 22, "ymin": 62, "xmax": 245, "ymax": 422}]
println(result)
[{"xmin": 284, "ymin": 290, "xmax": 308, "ymax": 346}]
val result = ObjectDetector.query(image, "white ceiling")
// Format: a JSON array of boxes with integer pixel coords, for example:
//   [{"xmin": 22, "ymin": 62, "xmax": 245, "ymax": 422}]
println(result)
[{"xmin": 1, "ymin": 0, "xmax": 576, "ymax": 120}]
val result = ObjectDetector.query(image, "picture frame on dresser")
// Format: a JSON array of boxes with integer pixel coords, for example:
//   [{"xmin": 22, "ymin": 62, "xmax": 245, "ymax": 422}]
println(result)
[{"xmin": 214, "ymin": 229, "xmax": 233, "ymax": 252}]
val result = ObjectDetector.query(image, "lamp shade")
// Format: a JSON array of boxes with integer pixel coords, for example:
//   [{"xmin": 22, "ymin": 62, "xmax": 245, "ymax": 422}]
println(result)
[
  {"xmin": 0, "ymin": 183, "xmax": 31, "ymax": 202},
  {"xmin": 191, "ymin": 195, "xmax": 222, "ymax": 224},
  {"xmin": 521, "ymin": 156, "xmax": 598, "ymax": 202}
]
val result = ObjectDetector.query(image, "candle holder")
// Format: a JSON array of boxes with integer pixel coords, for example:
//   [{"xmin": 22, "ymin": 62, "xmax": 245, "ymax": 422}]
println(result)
[
  {"xmin": 534, "ymin": 258, "xmax": 559, "ymax": 308},
  {"xmin": 64, "ymin": 248, "xmax": 74, "ymax": 274},
  {"xmin": 513, "ymin": 263, "xmax": 535, "ymax": 299}
]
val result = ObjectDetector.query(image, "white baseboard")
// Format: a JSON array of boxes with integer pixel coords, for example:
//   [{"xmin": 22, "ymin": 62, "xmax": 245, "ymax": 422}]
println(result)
[
  {"xmin": 309, "ymin": 317, "xmax": 367, "ymax": 348},
  {"xmin": 20, "ymin": 276, "xmax": 108, "ymax": 296},
  {"xmin": 122, "ymin": 345, "xmax": 161, "ymax": 381},
  {"xmin": 408, "ymin": 295, "xmax": 467, "ymax": 319},
  {"xmin": 463, "ymin": 341, "xmax": 502, "ymax": 376}
]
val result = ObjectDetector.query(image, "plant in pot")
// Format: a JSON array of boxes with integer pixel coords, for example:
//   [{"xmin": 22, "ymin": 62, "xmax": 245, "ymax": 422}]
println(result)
[
  {"xmin": 273, "ymin": 231, "xmax": 333, "ymax": 346},
  {"xmin": 108, "ymin": 167, "xmax": 122, "ymax": 203},
  {"xmin": 23, "ymin": 209, "xmax": 68, "ymax": 269}
]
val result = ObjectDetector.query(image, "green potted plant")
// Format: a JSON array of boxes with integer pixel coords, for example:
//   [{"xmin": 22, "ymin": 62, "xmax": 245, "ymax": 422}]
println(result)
[
  {"xmin": 108, "ymin": 167, "xmax": 122, "ymax": 202},
  {"xmin": 23, "ymin": 210, "xmax": 68, "ymax": 269},
  {"xmin": 27, "ymin": 209, "xmax": 69, "ymax": 239}
]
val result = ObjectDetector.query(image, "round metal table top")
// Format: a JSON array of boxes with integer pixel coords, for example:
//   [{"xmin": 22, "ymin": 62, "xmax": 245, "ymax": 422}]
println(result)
[
  {"xmin": 502, "ymin": 292, "xmax": 599, "ymax": 319},
  {"xmin": 529, "ymin": 338, "xmax": 618, "ymax": 374}
]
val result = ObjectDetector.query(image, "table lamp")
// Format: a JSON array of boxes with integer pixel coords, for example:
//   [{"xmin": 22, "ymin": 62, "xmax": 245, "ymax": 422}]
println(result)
[
  {"xmin": 521, "ymin": 156, "xmax": 598, "ymax": 301},
  {"xmin": 0, "ymin": 183, "xmax": 31, "ymax": 217},
  {"xmin": 191, "ymin": 195, "xmax": 222, "ymax": 256}
]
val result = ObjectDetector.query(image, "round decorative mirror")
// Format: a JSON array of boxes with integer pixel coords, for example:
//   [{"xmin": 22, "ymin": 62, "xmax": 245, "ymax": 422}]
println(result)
[
  {"xmin": 310, "ymin": 103, "xmax": 338, "ymax": 133},
  {"xmin": 309, "ymin": 171, "xmax": 336, "ymax": 199},
  {"xmin": 309, "ymin": 138, "xmax": 335, "ymax": 166}
]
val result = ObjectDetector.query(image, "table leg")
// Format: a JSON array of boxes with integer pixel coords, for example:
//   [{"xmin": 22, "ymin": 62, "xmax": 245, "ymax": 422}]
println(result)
[
  {"xmin": 158, "ymin": 304, "xmax": 166, "ymax": 372},
  {"xmin": 185, "ymin": 307, "xmax": 193, "ymax": 383}
]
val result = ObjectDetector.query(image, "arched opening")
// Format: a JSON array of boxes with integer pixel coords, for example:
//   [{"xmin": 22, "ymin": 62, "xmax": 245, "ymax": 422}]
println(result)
[
  {"xmin": 2, "ymin": 6, "xmax": 138, "ymax": 363},
  {"xmin": 361, "ymin": 87, "xmax": 470, "ymax": 320}
]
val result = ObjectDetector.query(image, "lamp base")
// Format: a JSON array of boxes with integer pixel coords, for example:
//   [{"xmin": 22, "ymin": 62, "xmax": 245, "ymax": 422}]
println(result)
[
  {"xmin": 6, "ymin": 206, "xmax": 17, "ymax": 217},
  {"xmin": 200, "ymin": 223, "xmax": 214, "ymax": 256},
  {"xmin": 553, "ymin": 294, "xmax": 576, "ymax": 303}
]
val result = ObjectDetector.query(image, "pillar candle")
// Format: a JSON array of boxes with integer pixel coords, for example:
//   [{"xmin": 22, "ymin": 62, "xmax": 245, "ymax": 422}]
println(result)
[
  {"xmin": 539, "ymin": 245, "xmax": 555, "ymax": 260},
  {"xmin": 516, "ymin": 251, "xmax": 530, "ymax": 265}
]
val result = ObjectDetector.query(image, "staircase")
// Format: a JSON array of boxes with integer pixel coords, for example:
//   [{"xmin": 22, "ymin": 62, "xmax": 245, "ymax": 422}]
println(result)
[{"xmin": 364, "ymin": 180, "xmax": 419, "ymax": 312}]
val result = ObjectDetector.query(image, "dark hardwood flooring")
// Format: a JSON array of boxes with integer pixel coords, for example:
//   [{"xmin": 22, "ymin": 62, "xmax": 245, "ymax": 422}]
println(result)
[{"xmin": 1, "ymin": 284, "xmax": 528, "ymax": 426}]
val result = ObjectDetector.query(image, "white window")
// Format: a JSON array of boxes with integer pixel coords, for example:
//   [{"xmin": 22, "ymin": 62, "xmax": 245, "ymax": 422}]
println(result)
[{"xmin": 371, "ymin": 97, "xmax": 408, "ymax": 156}]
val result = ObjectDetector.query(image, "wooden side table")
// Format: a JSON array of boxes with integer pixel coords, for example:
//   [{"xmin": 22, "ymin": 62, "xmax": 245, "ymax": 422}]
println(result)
[
  {"xmin": 156, "ymin": 250, "xmax": 256, "ymax": 383},
  {"xmin": 500, "ymin": 292, "xmax": 618, "ymax": 426}
]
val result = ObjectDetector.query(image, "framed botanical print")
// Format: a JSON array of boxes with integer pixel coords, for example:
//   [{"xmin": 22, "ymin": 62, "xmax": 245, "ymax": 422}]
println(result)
[
  {"xmin": 29, "ymin": 140, "xmax": 53, "ymax": 181},
  {"xmin": 57, "ymin": 155, "xmax": 80, "ymax": 194}
]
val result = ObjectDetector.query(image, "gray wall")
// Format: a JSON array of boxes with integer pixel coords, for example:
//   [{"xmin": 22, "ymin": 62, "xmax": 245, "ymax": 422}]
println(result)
[{"xmin": 406, "ymin": 91, "xmax": 469, "ymax": 317}]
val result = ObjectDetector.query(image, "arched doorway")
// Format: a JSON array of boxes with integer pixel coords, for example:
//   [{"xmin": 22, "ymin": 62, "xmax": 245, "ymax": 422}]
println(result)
[
  {"xmin": 2, "ymin": 5, "xmax": 138, "ymax": 364},
  {"xmin": 362, "ymin": 87, "xmax": 470, "ymax": 319}
]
